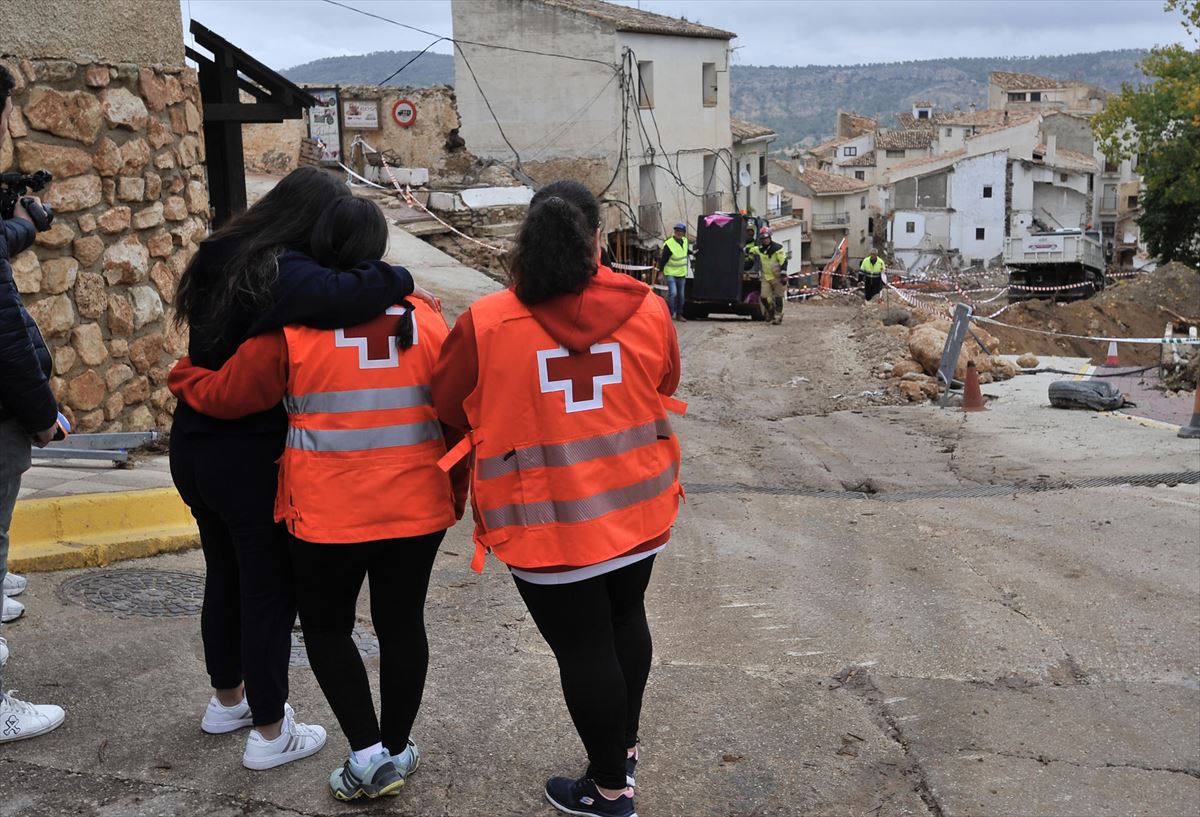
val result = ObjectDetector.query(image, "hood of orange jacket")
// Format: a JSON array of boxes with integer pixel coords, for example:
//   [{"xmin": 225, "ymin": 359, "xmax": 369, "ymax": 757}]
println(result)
[{"xmin": 525, "ymin": 266, "xmax": 651, "ymax": 353}]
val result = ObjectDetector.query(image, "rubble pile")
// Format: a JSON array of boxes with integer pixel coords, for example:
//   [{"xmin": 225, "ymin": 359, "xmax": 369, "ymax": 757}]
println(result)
[{"xmin": 984, "ymin": 262, "xmax": 1200, "ymax": 366}]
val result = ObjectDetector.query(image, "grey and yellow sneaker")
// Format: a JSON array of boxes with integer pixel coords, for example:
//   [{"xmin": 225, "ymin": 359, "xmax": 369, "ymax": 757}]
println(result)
[
  {"xmin": 329, "ymin": 749, "xmax": 404, "ymax": 801},
  {"xmin": 390, "ymin": 739, "xmax": 421, "ymax": 780}
]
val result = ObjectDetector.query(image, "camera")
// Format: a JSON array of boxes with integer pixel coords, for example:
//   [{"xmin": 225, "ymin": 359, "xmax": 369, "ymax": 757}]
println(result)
[{"xmin": 0, "ymin": 170, "xmax": 55, "ymax": 232}]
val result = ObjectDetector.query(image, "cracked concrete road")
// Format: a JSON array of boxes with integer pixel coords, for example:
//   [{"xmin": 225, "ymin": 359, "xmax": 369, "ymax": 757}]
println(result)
[{"xmin": 1, "ymin": 302, "xmax": 1198, "ymax": 816}]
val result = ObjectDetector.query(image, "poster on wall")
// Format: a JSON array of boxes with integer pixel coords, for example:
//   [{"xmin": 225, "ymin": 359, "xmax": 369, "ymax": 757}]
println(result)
[
  {"xmin": 307, "ymin": 88, "xmax": 341, "ymax": 163},
  {"xmin": 342, "ymin": 99, "xmax": 381, "ymax": 130}
]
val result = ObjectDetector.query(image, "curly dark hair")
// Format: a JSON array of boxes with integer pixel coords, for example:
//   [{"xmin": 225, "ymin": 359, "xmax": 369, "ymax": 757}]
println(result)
[
  {"xmin": 174, "ymin": 167, "xmax": 351, "ymax": 341},
  {"xmin": 509, "ymin": 180, "xmax": 598, "ymax": 305}
]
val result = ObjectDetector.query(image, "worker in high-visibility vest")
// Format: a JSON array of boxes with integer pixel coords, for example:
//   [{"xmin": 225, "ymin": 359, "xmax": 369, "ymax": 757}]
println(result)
[
  {"xmin": 746, "ymin": 227, "xmax": 789, "ymax": 325},
  {"xmin": 657, "ymin": 222, "xmax": 690, "ymax": 321},
  {"xmin": 859, "ymin": 249, "xmax": 886, "ymax": 301}
]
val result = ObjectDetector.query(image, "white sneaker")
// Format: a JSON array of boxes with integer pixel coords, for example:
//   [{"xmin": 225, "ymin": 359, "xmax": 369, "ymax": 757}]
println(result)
[
  {"xmin": 0, "ymin": 636, "xmax": 8, "ymax": 669},
  {"xmin": 0, "ymin": 690, "xmax": 65, "ymax": 743},
  {"xmin": 1, "ymin": 597, "xmax": 23, "ymax": 624},
  {"xmin": 242, "ymin": 709, "xmax": 326, "ymax": 770},
  {"xmin": 2, "ymin": 573, "xmax": 26, "ymax": 597},
  {"xmin": 202, "ymin": 697, "xmax": 293, "ymax": 735}
]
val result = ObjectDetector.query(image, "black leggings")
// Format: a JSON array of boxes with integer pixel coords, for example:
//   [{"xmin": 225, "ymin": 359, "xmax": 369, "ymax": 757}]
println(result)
[
  {"xmin": 170, "ymin": 429, "xmax": 294, "ymax": 727},
  {"xmin": 514, "ymin": 556, "xmax": 656, "ymax": 790},
  {"xmin": 289, "ymin": 531, "xmax": 444, "ymax": 754}
]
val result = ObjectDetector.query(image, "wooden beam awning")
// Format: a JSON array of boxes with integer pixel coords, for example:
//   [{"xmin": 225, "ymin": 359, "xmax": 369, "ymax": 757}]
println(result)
[{"xmin": 188, "ymin": 20, "xmax": 319, "ymax": 124}]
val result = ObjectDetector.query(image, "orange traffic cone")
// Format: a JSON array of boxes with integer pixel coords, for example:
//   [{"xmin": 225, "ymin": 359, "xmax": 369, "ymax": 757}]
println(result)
[
  {"xmin": 1179, "ymin": 389, "xmax": 1200, "ymax": 439},
  {"xmin": 962, "ymin": 360, "xmax": 987, "ymax": 412},
  {"xmin": 1104, "ymin": 340, "xmax": 1120, "ymax": 367}
]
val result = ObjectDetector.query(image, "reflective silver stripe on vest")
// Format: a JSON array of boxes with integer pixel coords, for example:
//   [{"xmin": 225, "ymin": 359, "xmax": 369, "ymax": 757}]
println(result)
[
  {"xmin": 283, "ymin": 386, "xmax": 431, "ymax": 415},
  {"xmin": 481, "ymin": 463, "xmax": 677, "ymax": 530},
  {"xmin": 477, "ymin": 418, "xmax": 674, "ymax": 481},
  {"xmin": 286, "ymin": 420, "xmax": 442, "ymax": 452}
]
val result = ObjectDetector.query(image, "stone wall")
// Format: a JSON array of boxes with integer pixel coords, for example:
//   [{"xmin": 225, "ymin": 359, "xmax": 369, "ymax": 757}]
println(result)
[
  {"xmin": 1, "ymin": 56, "xmax": 209, "ymax": 433},
  {"xmin": 0, "ymin": 0, "xmax": 183, "ymax": 67},
  {"xmin": 242, "ymin": 85, "xmax": 463, "ymax": 181}
]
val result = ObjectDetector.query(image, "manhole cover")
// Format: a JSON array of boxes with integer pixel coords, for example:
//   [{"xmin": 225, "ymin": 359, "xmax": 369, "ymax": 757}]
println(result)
[
  {"xmin": 290, "ymin": 626, "xmax": 380, "ymax": 668},
  {"xmin": 58, "ymin": 569, "xmax": 205, "ymax": 617}
]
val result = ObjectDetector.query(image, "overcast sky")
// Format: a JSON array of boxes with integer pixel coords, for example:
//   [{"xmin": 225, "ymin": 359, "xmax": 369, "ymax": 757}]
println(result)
[{"xmin": 181, "ymin": 0, "xmax": 1189, "ymax": 71}]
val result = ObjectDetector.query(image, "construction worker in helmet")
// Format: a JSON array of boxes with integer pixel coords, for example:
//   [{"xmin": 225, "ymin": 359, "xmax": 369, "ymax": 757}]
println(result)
[{"xmin": 746, "ymin": 226, "xmax": 789, "ymax": 325}]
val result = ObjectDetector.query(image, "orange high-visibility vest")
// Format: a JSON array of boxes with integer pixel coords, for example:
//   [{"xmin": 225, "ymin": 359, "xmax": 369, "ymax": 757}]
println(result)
[
  {"xmin": 453, "ymin": 287, "xmax": 684, "ymax": 572},
  {"xmin": 277, "ymin": 300, "xmax": 456, "ymax": 544}
]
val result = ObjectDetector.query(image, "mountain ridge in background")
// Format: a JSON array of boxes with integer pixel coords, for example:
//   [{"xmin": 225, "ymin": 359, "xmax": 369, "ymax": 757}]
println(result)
[{"xmin": 280, "ymin": 48, "xmax": 1150, "ymax": 148}]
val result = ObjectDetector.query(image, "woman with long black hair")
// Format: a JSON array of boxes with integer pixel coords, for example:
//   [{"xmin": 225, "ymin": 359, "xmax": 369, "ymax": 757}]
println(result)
[
  {"xmin": 433, "ymin": 180, "xmax": 683, "ymax": 817},
  {"xmin": 170, "ymin": 167, "xmax": 433, "ymax": 770}
]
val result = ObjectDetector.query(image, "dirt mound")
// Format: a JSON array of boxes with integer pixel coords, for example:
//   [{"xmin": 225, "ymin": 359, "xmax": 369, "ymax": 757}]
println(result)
[{"xmin": 983, "ymin": 262, "xmax": 1200, "ymax": 366}]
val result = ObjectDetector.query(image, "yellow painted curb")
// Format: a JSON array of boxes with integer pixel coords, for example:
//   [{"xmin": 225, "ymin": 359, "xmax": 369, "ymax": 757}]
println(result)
[{"xmin": 9, "ymin": 488, "xmax": 199, "ymax": 573}]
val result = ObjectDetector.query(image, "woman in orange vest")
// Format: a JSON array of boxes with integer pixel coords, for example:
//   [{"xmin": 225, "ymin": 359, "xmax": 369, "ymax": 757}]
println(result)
[
  {"xmin": 433, "ymin": 180, "xmax": 683, "ymax": 817},
  {"xmin": 170, "ymin": 197, "xmax": 466, "ymax": 802}
]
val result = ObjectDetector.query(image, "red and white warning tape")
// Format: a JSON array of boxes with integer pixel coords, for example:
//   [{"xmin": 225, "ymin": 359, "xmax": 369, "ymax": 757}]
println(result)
[{"xmin": 972, "ymin": 315, "xmax": 1200, "ymax": 345}]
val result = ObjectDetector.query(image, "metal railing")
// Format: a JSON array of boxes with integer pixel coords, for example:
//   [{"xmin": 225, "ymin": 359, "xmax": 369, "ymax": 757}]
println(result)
[{"xmin": 812, "ymin": 212, "xmax": 851, "ymax": 227}]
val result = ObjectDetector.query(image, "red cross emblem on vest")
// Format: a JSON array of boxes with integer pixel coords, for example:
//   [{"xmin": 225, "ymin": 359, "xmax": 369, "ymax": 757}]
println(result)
[
  {"xmin": 537, "ymin": 342, "xmax": 622, "ymax": 413},
  {"xmin": 335, "ymin": 306, "xmax": 417, "ymax": 369}
]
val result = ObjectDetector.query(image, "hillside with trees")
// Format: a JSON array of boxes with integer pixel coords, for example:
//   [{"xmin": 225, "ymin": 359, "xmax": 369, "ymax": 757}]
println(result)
[{"xmin": 281, "ymin": 48, "xmax": 1149, "ymax": 151}]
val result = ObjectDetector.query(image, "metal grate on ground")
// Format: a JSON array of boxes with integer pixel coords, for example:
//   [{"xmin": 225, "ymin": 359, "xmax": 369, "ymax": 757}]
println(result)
[
  {"xmin": 58, "ymin": 569, "xmax": 205, "ymax": 617},
  {"xmin": 683, "ymin": 471, "xmax": 1200, "ymax": 502}
]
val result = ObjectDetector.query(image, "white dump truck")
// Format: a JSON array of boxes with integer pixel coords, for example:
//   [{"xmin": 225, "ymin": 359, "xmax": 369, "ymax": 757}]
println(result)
[{"xmin": 1004, "ymin": 228, "xmax": 1106, "ymax": 302}]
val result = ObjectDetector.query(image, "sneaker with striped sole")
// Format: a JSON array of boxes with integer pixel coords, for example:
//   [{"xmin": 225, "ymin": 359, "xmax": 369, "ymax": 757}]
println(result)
[
  {"xmin": 329, "ymin": 750, "xmax": 404, "ymax": 800},
  {"xmin": 242, "ymin": 709, "xmax": 326, "ymax": 770}
]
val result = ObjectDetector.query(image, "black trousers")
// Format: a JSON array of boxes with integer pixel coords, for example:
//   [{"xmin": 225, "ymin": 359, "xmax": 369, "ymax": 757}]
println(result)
[
  {"xmin": 863, "ymin": 275, "xmax": 884, "ymax": 301},
  {"xmin": 513, "ymin": 556, "xmax": 656, "ymax": 790},
  {"xmin": 289, "ymin": 531, "xmax": 444, "ymax": 754},
  {"xmin": 169, "ymin": 429, "xmax": 294, "ymax": 726}
]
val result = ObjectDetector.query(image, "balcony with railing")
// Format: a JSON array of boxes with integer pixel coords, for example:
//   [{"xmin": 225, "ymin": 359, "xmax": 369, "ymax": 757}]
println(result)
[
  {"xmin": 811, "ymin": 211, "xmax": 851, "ymax": 228},
  {"xmin": 638, "ymin": 202, "xmax": 663, "ymax": 239}
]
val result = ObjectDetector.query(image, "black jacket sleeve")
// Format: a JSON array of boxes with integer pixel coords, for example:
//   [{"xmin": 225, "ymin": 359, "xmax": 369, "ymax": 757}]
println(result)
[
  {"xmin": 659, "ymin": 244, "xmax": 673, "ymax": 269},
  {"xmin": 0, "ymin": 216, "xmax": 57, "ymax": 433},
  {"xmin": 247, "ymin": 251, "xmax": 416, "ymax": 335}
]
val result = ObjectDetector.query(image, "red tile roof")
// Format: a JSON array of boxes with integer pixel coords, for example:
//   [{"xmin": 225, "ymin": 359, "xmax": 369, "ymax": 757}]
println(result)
[
  {"xmin": 875, "ymin": 129, "xmax": 934, "ymax": 150},
  {"xmin": 798, "ymin": 167, "xmax": 869, "ymax": 195},
  {"xmin": 538, "ymin": 0, "xmax": 735, "ymax": 39},
  {"xmin": 732, "ymin": 118, "xmax": 777, "ymax": 143},
  {"xmin": 990, "ymin": 71, "xmax": 1065, "ymax": 91}
]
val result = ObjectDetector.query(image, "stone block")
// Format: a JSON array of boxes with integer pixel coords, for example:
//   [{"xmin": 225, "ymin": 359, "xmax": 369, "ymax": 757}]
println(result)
[
  {"xmin": 16, "ymin": 141, "xmax": 92, "ymax": 178},
  {"xmin": 120, "ymin": 138, "xmax": 151, "ymax": 174},
  {"xmin": 163, "ymin": 195, "xmax": 187, "ymax": 221},
  {"xmin": 139, "ymin": 68, "xmax": 184, "ymax": 111},
  {"xmin": 11, "ymin": 250, "xmax": 41, "ymax": 293},
  {"xmin": 40, "ymin": 257, "xmax": 78, "ymax": 294},
  {"xmin": 104, "ymin": 392, "xmax": 124, "ymax": 421},
  {"xmin": 66, "ymin": 369, "xmax": 105, "ymax": 411},
  {"xmin": 129, "ymin": 332, "xmax": 164, "ymax": 373},
  {"xmin": 77, "ymin": 213, "xmax": 96, "ymax": 234},
  {"xmin": 71, "ymin": 322, "xmax": 108, "ymax": 366},
  {"xmin": 24, "ymin": 88, "xmax": 103, "ymax": 143},
  {"xmin": 102, "ymin": 177, "xmax": 115, "ymax": 205},
  {"xmin": 73, "ymin": 237, "xmax": 106, "ymax": 269},
  {"xmin": 44, "ymin": 174, "xmax": 102, "ymax": 212},
  {"xmin": 144, "ymin": 171, "xmax": 162, "ymax": 200},
  {"xmin": 97, "ymin": 206, "xmax": 131, "ymax": 234},
  {"xmin": 93, "ymin": 137, "xmax": 122, "ymax": 177},
  {"xmin": 132, "ymin": 202, "xmax": 164, "ymax": 230},
  {"xmin": 130, "ymin": 285, "xmax": 164, "ymax": 329},
  {"xmin": 84, "ymin": 65, "xmax": 111, "ymax": 88},
  {"xmin": 74, "ymin": 271, "xmax": 107, "ymax": 317},
  {"xmin": 34, "ymin": 221, "xmax": 75, "ymax": 250},
  {"xmin": 148, "ymin": 365, "xmax": 169, "ymax": 386},
  {"xmin": 102, "ymin": 236, "xmax": 149, "ymax": 284},
  {"xmin": 117, "ymin": 175, "xmax": 145, "ymax": 201},
  {"xmin": 153, "ymin": 149, "xmax": 174, "ymax": 169},
  {"xmin": 149, "ymin": 260, "xmax": 175, "ymax": 302},
  {"xmin": 148, "ymin": 117, "xmax": 173, "ymax": 150},
  {"xmin": 147, "ymin": 231, "xmax": 173, "ymax": 259},
  {"xmin": 7, "ymin": 105, "xmax": 26, "ymax": 139},
  {"xmin": 126, "ymin": 405, "xmax": 155, "ymax": 431},
  {"xmin": 177, "ymin": 135, "xmax": 200, "ymax": 167},
  {"xmin": 167, "ymin": 173, "xmax": 185, "ymax": 194},
  {"xmin": 184, "ymin": 101, "xmax": 201, "ymax": 133},
  {"xmin": 99, "ymin": 87, "xmax": 149, "ymax": 131},
  {"xmin": 121, "ymin": 375, "xmax": 150, "ymax": 403},
  {"xmin": 105, "ymin": 363, "xmax": 134, "ymax": 390},
  {"xmin": 27, "ymin": 294, "xmax": 75, "ymax": 337},
  {"xmin": 107, "ymin": 293, "xmax": 135, "ymax": 336},
  {"xmin": 168, "ymin": 106, "xmax": 186, "ymax": 136},
  {"xmin": 53, "ymin": 345, "xmax": 77, "ymax": 376},
  {"xmin": 150, "ymin": 386, "xmax": 174, "ymax": 410},
  {"xmin": 76, "ymin": 409, "xmax": 104, "ymax": 433},
  {"xmin": 36, "ymin": 60, "xmax": 77, "ymax": 82},
  {"xmin": 109, "ymin": 338, "xmax": 128, "ymax": 358},
  {"xmin": 185, "ymin": 180, "xmax": 208, "ymax": 214}
]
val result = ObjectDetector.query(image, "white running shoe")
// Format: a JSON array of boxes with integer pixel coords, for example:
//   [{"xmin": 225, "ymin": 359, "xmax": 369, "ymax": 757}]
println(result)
[
  {"xmin": 1, "ymin": 597, "xmax": 24, "ymax": 624},
  {"xmin": 2, "ymin": 573, "xmax": 26, "ymax": 597},
  {"xmin": 0, "ymin": 690, "xmax": 65, "ymax": 743},
  {"xmin": 202, "ymin": 697, "xmax": 293, "ymax": 735},
  {"xmin": 0, "ymin": 636, "xmax": 8, "ymax": 669},
  {"xmin": 242, "ymin": 709, "xmax": 326, "ymax": 770}
]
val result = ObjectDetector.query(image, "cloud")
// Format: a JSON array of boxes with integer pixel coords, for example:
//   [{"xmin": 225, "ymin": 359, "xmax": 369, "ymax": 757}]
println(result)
[{"xmin": 181, "ymin": 0, "xmax": 1190, "ymax": 71}]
